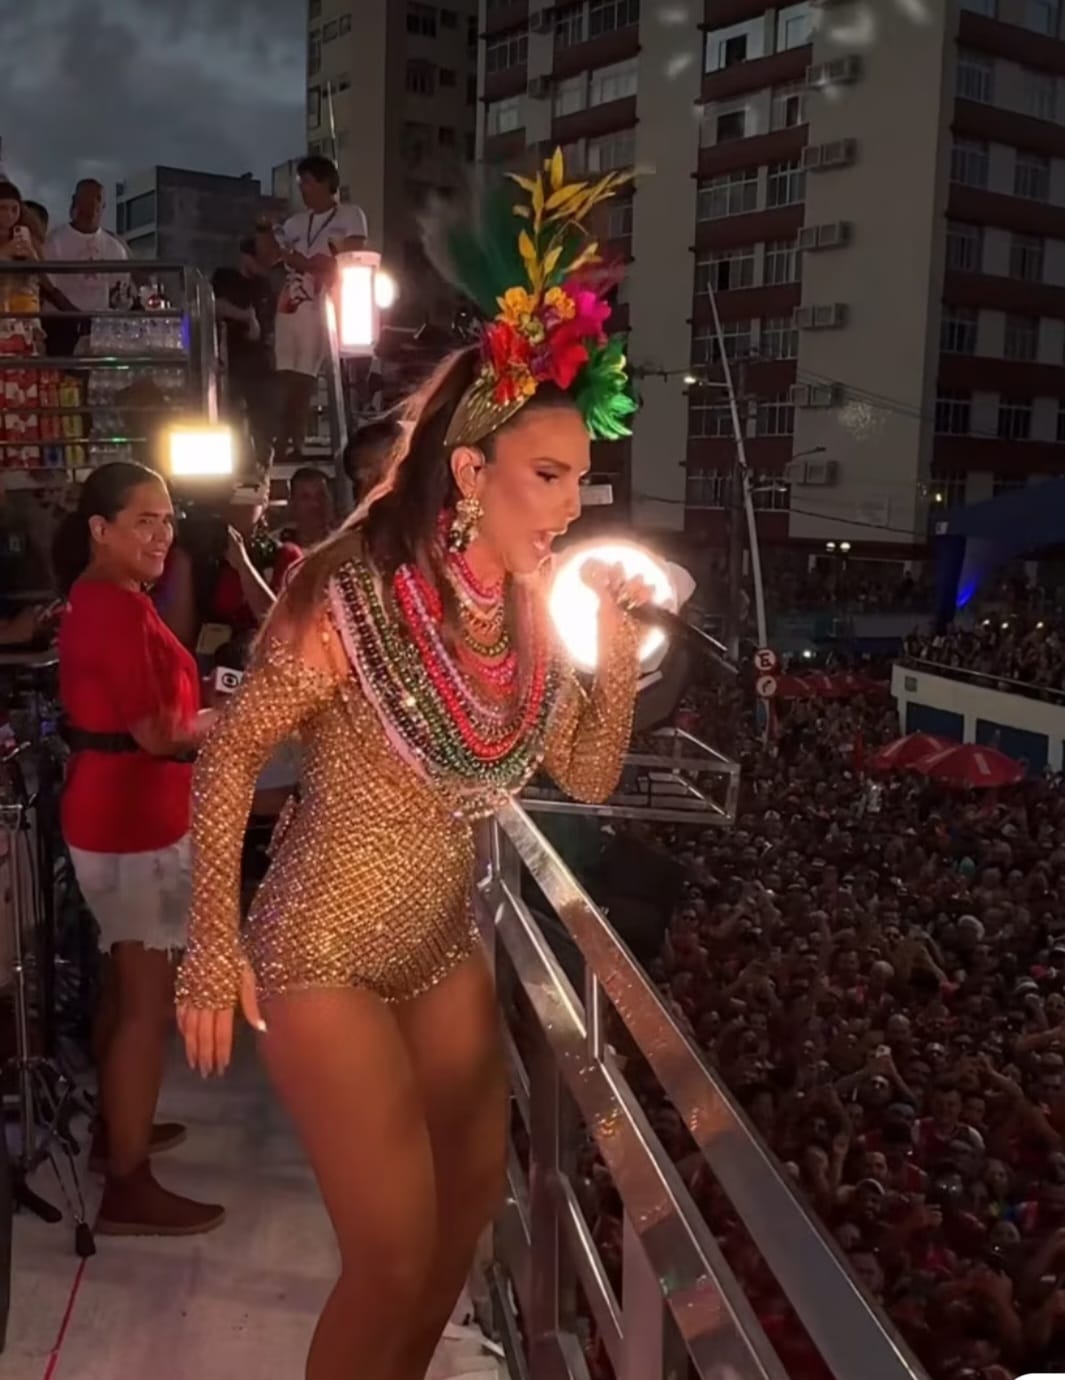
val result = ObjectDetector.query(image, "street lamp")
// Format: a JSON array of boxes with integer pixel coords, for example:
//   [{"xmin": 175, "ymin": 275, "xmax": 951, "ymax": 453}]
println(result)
[{"xmin": 335, "ymin": 250, "xmax": 397, "ymax": 357}]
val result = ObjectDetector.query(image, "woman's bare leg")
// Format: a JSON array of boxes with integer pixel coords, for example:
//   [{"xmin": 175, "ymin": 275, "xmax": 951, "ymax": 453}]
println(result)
[
  {"xmin": 393, "ymin": 951, "xmax": 509, "ymax": 1380},
  {"xmin": 259, "ymin": 987, "xmax": 438, "ymax": 1380}
]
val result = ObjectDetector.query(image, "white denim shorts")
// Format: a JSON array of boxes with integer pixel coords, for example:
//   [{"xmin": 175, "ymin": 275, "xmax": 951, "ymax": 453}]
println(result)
[
  {"xmin": 274, "ymin": 304, "xmax": 324, "ymax": 378},
  {"xmin": 69, "ymin": 835, "xmax": 191, "ymax": 954}
]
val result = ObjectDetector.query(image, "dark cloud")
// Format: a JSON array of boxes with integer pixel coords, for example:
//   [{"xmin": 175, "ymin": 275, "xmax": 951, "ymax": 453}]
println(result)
[{"xmin": 0, "ymin": 0, "xmax": 304, "ymax": 222}]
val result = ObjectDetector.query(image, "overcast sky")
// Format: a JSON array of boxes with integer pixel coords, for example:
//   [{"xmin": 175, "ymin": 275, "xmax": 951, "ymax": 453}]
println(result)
[{"xmin": 0, "ymin": 0, "xmax": 305, "ymax": 225}]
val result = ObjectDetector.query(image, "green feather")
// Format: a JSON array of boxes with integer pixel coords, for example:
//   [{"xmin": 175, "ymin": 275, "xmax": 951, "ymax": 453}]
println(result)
[
  {"xmin": 573, "ymin": 337, "xmax": 638, "ymax": 441},
  {"xmin": 421, "ymin": 177, "xmax": 530, "ymax": 317}
]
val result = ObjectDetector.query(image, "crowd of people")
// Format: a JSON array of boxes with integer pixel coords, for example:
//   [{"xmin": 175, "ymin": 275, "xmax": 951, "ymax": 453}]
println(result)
[
  {"xmin": 573, "ymin": 665, "xmax": 1065, "ymax": 1380},
  {"xmin": 908, "ymin": 611, "xmax": 1065, "ymax": 700}
]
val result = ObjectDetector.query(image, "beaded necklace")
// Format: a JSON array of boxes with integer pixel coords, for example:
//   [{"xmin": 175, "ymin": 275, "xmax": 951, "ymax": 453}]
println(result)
[{"xmin": 329, "ymin": 557, "xmax": 561, "ymax": 800}]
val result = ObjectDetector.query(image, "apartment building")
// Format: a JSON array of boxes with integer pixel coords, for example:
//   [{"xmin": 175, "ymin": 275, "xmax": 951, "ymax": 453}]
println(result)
[
  {"xmin": 476, "ymin": 0, "xmax": 1065, "ymax": 555},
  {"xmin": 306, "ymin": 0, "xmax": 480, "ymax": 321}
]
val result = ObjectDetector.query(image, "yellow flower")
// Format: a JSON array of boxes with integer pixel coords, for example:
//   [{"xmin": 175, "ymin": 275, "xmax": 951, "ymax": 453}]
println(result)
[
  {"xmin": 500, "ymin": 287, "xmax": 535, "ymax": 322},
  {"xmin": 523, "ymin": 316, "xmax": 546, "ymax": 345},
  {"xmin": 544, "ymin": 286, "xmax": 575, "ymax": 320},
  {"xmin": 519, "ymin": 372, "xmax": 538, "ymax": 398}
]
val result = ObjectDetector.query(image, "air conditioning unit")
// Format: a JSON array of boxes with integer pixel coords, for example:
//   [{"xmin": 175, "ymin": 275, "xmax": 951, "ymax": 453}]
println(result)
[
  {"xmin": 795, "ymin": 305, "xmax": 816, "ymax": 329},
  {"xmin": 822, "ymin": 138, "xmax": 857, "ymax": 167},
  {"xmin": 813, "ymin": 302, "xmax": 848, "ymax": 328},
  {"xmin": 817, "ymin": 220, "xmax": 852, "ymax": 248},
  {"xmin": 797, "ymin": 458, "xmax": 840, "ymax": 486},
  {"xmin": 529, "ymin": 7, "xmax": 555, "ymax": 33},
  {"xmin": 807, "ymin": 55, "xmax": 862, "ymax": 88},
  {"xmin": 527, "ymin": 74, "xmax": 553, "ymax": 98},
  {"xmin": 790, "ymin": 384, "xmax": 812, "ymax": 407},
  {"xmin": 789, "ymin": 383, "xmax": 840, "ymax": 409},
  {"xmin": 796, "ymin": 225, "xmax": 820, "ymax": 251},
  {"xmin": 801, "ymin": 145, "xmax": 823, "ymax": 171}
]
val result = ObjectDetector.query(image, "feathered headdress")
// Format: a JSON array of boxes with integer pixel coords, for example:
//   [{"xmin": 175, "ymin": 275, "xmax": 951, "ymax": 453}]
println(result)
[{"xmin": 421, "ymin": 148, "xmax": 637, "ymax": 449}]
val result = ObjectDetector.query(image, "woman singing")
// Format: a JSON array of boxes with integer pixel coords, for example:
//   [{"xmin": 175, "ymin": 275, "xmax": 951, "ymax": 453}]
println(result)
[
  {"xmin": 56, "ymin": 463, "xmax": 222, "ymax": 1236},
  {"xmin": 176, "ymin": 155, "xmax": 642, "ymax": 1380}
]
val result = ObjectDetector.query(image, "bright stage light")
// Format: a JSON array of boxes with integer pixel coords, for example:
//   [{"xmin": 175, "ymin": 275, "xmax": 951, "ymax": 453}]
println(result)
[
  {"xmin": 336, "ymin": 250, "xmax": 397, "ymax": 357},
  {"xmin": 166, "ymin": 424, "xmax": 235, "ymax": 479},
  {"xmin": 548, "ymin": 539, "xmax": 678, "ymax": 673}
]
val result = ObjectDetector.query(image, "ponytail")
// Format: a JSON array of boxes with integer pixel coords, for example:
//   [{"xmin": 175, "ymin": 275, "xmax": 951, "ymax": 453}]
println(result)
[{"xmin": 52, "ymin": 460, "xmax": 165, "ymax": 597}]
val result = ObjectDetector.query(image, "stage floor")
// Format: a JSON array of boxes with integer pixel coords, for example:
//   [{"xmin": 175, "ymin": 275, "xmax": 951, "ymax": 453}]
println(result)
[{"xmin": 2, "ymin": 1038, "xmax": 503, "ymax": 1380}]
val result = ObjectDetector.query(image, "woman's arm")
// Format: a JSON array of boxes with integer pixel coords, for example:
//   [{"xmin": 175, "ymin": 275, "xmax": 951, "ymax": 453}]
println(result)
[
  {"xmin": 226, "ymin": 528, "xmax": 276, "ymax": 624},
  {"xmin": 541, "ymin": 615, "xmax": 640, "ymax": 804},
  {"xmin": 175, "ymin": 613, "xmax": 342, "ymax": 1010}
]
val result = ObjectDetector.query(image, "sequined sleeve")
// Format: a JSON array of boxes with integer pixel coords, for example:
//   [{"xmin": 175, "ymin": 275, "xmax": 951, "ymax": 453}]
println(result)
[
  {"xmin": 176, "ymin": 639, "xmax": 338, "ymax": 1009},
  {"xmin": 541, "ymin": 616, "xmax": 640, "ymax": 804}
]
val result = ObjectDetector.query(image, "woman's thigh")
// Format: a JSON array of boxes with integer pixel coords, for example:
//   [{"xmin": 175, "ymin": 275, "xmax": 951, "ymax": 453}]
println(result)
[
  {"xmin": 394, "ymin": 951, "xmax": 507, "ymax": 1197},
  {"xmin": 259, "ymin": 986, "xmax": 437, "ymax": 1281}
]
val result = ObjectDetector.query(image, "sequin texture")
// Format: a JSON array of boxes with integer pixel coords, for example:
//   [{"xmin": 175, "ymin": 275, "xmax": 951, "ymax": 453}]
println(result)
[{"xmin": 175, "ymin": 566, "xmax": 640, "ymax": 1011}]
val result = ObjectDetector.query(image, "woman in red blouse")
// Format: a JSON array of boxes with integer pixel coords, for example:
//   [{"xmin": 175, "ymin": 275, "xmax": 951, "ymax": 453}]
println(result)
[{"xmin": 55, "ymin": 462, "xmax": 223, "ymax": 1237}]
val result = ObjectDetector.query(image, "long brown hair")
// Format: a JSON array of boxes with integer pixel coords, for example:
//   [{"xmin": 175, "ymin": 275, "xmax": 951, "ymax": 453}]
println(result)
[{"xmin": 280, "ymin": 346, "xmax": 576, "ymax": 634}]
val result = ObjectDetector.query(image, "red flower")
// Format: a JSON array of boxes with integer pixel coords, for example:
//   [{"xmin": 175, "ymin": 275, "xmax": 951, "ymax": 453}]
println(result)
[
  {"xmin": 544, "ymin": 320, "xmax": 591, "ymax": 389},
  {"xmin": 484, "ymin": 321, "xmax": 529, "ymax": 375}
]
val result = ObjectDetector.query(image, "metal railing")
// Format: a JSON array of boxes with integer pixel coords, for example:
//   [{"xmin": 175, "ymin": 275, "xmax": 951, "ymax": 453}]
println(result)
[
  {"xmin": 522, "ymin": 726, "xmax": 740, "ymax": 827},
  {"xmin": 478, "ymin": 802, "xmax": 926, "ymax": 1380},
  {"xmin": 0, "ymin": 261, "xmax": 217, "ymax": 470},
  {"xmin": 901, "ymin": 656, "xmax": 1065, "ymax": 707}
]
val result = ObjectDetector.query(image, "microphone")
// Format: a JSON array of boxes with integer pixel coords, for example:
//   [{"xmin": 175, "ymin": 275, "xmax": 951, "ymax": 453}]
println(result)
[{"xmin": 628, "ymin": 604, "xmax": 738, "ymax": 677}]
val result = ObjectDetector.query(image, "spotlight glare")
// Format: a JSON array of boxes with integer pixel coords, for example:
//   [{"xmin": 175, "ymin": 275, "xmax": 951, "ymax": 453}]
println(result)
[
  {"xmin": 166, "ymin": 424, "xmax": 234, "ymax": 479},
  {"xmin": 548, "ymin": 539, "xmax": 678, "ymax": 673}
]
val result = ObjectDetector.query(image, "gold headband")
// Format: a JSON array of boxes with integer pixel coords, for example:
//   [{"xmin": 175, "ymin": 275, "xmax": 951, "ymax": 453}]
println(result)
[{"xmin": 444, "ymin": 379, "xmax": 527, "ymax": 449}]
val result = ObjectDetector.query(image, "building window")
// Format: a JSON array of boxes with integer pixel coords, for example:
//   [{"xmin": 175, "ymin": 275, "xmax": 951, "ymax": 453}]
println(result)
[
  {"xmin": 309, "ymin": 34, "xmax": 321, "ymax": 75},
  {"xmin": 706, "ymin": 20, "xmax": 764, "ymax": 72},
  {"xmin": 756, "ymin": 396, "xmax": 795, "ymax": 437},
  {"xmin": 689, "ymin": 405, "xmax": 734, "ymax": 439},
  {"xmin": 752, "ymin": 473, "xmax": 790, "ymax": 511},
  {"xmin": 766, "ymin": 160, "xmax": 805, "ymax": 207},
  {"xmin": 439, "ymin": 67, "xmax": 456, "ymax": 87},
  {"xmin": 696, "ymin": 170, "xmax": 758, "ymax": 220},
  {"xmin": 716, "ymin": 107, "xmax": 749, "ymax": 142},
  {"xmin": 554, "ymin": 74, "xmax": 586, "ymax": 117},
  {"xmin": 956, "ymin": 50, "xmax": 994, "ymax": 103},
  {"xmin": 307, "ymin": 85, "xmax": 321, "ymax": 128},
  {"xmin": 402, "ymin": 120, "xmax": 435, "ymax": 162},
  {"xmin": 777, "ymin": 3, "xmax": 814, "ymax": 51},
  {"xmin": 1004, "ymin": 314, "xmax": 1039, "ymax": 361},
  {"xmin": 1024, "ymin": 68, "xmax": 1057, "ymax": 121},
  {"xmin": 761, "ymin": 315, "xmax": 799, "ymax": 359},
  {"xmin": 946, "ymin": 221, "xmax": 983, "ymax": 271},
  {"xmin": 686, "ymin": 470, "xmax": 727, "ymax": 506},
  {"xmin": 771, "ymin": 84, "xmax": 806, "ymax": 130},
  {"xmin": 607, "ymin": 195, "xmax": 634, "ymax": 243},
  {"xmin": 1023, "ymin": 0, "xmax": 1059, "ymax": 34},
  {"xmin": 486, "ymin": 30, "xmax": 528, "ymax": 73},
  {"xmin": 339, "ymin": 14, "xmax": 351, "ymax": 33},
  {"xmin": 993, "ymin": 472, "xmax": 1026, "ymax": 495},
  {"xmin": 950, "ymin": 138, "xmax": 989, "ymax": 188},
  {"xmin": 587, "ymin": 130, "xmax": 637, "ymax": 173},
  {"xmin": 930, "ymin": 470, "xmax": 967, "ymax": 509},
  {"xmin": 691, "ymin": 318, "xmax": 752, "ymax": 365},
  {"xmin": 588, "ymin": 0, "xmax": 640, "ymax": 37},
  {"xmin": 935, "ymin": 392, "xmax": 971, "ymax": 435},
  {"xmin": 322, "ymin": 19, "xmax": 338, "ymax": 40},
  {"xmin": 122, "ymin": 191, "xmax": 157, "ymax": 233},
  {"xmin": 406, "ymin": 60, "xmax": 436, "ymax": 95},
  {"xmin": 1015, "ymin": 150, "xmax": 1050, "ymax": 201},
  {"xmin": 407, "ymin": 2, "xmax": 437, "ymax": 37},
  {"xmin": 309, "ymin": 0, "xmax": 321, "ymax": 16},
  {"xmin": 998, "ymin": 397, "xmax": 1032, "ymax": 439},
  {"xmin": 555, "ymin": 3, "xmax": 587, "ymax": 46},
  {"xmin": 940, "ymin": 305, "xmax": 978, "ymax": 354},
  {"xmin": 764, "ymin": 239, "xmax": 801, "ymax": 285},
  {"xmin": 696, "ymin": 246, "xmax": 756, "ymax": 293},
  {"xmin": 1009, "ymin": 232, "xmax": 1044, "ymax": 281},
  {"xmin": 486, "ymin": 95, "xmax": 524, "ymax": 136},
  {"xmin": 589, "ymin": 57, "xmax": 638, "ymax": 106}
]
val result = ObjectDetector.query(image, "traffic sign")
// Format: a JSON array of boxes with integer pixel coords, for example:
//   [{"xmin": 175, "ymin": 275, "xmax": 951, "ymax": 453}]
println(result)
[
  {"xmin": 754, "ymin": 647, "xmax": 778, "ymax": 674},
  {"xmin": 756, "ymin": 674, "xmax": 779, "ymax": 700}
]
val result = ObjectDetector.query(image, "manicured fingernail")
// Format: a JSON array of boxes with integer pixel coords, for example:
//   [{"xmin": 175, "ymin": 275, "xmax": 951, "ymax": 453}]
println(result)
[{"xmin": 255, "ymin": 1020, "xmax": 267, "ymax": 1033}]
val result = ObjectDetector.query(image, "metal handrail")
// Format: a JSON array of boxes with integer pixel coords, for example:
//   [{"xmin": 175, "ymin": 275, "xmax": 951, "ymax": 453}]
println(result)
[
  {"xmin": 900, "ymin": 656, "xmax": 1065, "ymax": 706},
  {"xmin": 481, "ymin": 802, "xmax": 926, "ymax": 1380}
]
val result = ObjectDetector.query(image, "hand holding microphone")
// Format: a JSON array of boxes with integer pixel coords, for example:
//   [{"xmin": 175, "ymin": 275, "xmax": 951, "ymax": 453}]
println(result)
[{"xmin": 580, "ymin": 558, "xmax": 654, "ymax": 643}]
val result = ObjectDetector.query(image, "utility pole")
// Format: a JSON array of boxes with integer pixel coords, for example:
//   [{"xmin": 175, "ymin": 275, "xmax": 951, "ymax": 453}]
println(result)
[{"xmin": 725, "ymin": 359, "xmax": 748, "ymax": 661}]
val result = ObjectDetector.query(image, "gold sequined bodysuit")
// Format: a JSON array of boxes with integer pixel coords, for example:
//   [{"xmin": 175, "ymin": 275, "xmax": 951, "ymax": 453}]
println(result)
[{"xmin": 176, "ymin": 564, "xmax": 639, "ymax": 1010}]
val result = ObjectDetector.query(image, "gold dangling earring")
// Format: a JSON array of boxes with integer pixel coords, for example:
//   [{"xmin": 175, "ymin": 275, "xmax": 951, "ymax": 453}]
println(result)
[{"xmin": 447, "ymin": 495, "xmax": 483, "ymax": 553}]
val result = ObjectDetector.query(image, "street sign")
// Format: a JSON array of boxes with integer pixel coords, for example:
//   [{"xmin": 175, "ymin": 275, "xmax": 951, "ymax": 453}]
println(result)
[
  {"xmin": 754, "ymin": 648, "xmax": 778, "ymax": 674},
  {"xmin": 756, "ymin": 674, "xmax": 779, "ymax": 700}
]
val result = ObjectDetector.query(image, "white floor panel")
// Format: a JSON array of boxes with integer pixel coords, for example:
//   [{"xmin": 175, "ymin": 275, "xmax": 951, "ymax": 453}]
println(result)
[{"xmin": 2, "ymin": 1033, "xmax": 505, "ymax": 1380}]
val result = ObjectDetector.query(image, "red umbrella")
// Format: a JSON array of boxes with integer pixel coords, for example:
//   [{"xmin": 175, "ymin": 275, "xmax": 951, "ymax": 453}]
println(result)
[
  {"xmin": 914, "ymin": 743, "xmax": 1025, "ymax": 789},
  {"xmin": 869, "ymin": 732, "xmax": 949, "ymax": 773}
]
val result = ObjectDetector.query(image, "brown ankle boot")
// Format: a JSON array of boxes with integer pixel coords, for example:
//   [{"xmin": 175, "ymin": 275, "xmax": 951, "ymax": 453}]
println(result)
[
  {"xmin": 89, "ymin": 1121, "xmax": 188, "ymax": 1174},
  {"xmin": 97, "ymin": 1163, "xmax": 225, "ymax": 1237}
]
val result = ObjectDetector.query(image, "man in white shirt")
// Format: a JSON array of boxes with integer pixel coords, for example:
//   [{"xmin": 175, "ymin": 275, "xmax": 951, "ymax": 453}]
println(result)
[
  {"xmin": 274, "ymin": 155, "xmax": 367, "ymax": 462},
  {"xmin": 44, "ymin": 179, "xmax": 129, "ymax": 356}
]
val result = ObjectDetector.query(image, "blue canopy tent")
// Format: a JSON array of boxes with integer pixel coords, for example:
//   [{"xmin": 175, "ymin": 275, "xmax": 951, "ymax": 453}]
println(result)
[{"xmin": 934, "ymin": 477, "xmax": 1065, "ymax": 628}]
